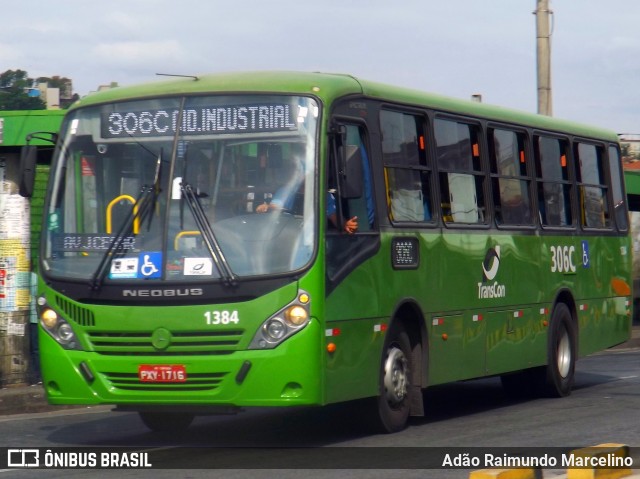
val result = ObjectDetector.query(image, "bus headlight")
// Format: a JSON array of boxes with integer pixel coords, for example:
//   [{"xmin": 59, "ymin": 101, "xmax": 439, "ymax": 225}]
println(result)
[
  {"xmin": 57, "ymin": 323, "xmax": 76, "ymax": 345},
  {"xmin": 285, "ymin": 306, "xmax": 308, "ymax": 326},
  {"xmin": 41, "ymin": 308, "xmax": 58, "ymax": 328},
  {"xmin": 39, "ymin": 305, "xmax": 81, "ymax": 350},
  {"xmin": 249, "ymin": 290, "xmax": 311, "ymax": 349},
  {"xmin": 264, "ymin": 319, "xmax": 286, "ymax": 340}
]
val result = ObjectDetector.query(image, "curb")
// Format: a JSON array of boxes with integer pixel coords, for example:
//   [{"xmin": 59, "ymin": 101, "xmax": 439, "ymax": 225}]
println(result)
[
  {"xmin": 0, "ymin": 384, "xmax": 84, "ymax": 416},
  {"xmin": 0, "ymin": 384, "xmax": 53, "ymax": 415}
]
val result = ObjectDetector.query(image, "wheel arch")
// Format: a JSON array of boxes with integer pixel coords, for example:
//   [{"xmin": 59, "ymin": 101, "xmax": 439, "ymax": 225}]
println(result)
[
  {"xmin": 388, "ymin": 299, "xmax": 428, "ymax": 388},
  {"xmin": 552, "ymin": 288, "xmax": 579, "ymax": 353}
]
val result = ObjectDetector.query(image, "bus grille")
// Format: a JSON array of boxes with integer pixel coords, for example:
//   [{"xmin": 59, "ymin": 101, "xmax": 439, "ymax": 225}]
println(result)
[
  {"xmin": 86, "ymin": 330, "xmax": 244, "ymax": 356},
  {"xmin": 102, "ymin": 371, "xmax": 228, "ymax": 392},
  {"xmin": 55, "ymin": 295, "xmax": 96, "ymax": 327}
]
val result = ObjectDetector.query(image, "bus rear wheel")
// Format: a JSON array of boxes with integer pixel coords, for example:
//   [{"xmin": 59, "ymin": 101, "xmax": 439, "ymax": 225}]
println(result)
[
  {"xmin": 374, "ymin": 324, "xmax": 412, "ymax": 433},
  {"xmin": 138, "ymin": 411, "xmax": 195, "ymax": 433},
  {"xmin": 537, "ymin": 302, "xmax": 576, "ymax": 397}
]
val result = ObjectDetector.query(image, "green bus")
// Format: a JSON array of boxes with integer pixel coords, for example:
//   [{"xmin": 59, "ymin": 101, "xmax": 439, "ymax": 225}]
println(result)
[{"xmin": 24, "ymin": 72, "xmax": 632, "ymax": 433}]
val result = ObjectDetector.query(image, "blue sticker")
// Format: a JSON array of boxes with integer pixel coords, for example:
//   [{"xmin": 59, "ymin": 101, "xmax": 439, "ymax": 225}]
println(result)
[
  {"xmin": 581, "ymin": 241, "xmax": 590, "ymax": 268},
  {"xmin": 139, "ymin": 252, "xmax": 162, "ymax": 278}
]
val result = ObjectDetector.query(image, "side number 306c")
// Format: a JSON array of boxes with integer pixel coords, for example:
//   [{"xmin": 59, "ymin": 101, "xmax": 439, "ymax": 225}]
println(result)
[
  {"xmin": 550, "ymin": 245, "xmax": 576, "ymax": 273},
  {"xmin": 205, "ymin": 310, "xmax": 240, "ymax": 325}
]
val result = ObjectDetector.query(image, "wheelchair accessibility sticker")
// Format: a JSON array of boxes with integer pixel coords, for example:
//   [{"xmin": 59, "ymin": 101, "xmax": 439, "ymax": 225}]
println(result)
[
  {"xmin": 582, "ymin": 240, "xmax": 590, "ymax": 268},
  {"xmin": 110, "ymin": 252, "xmax": 162, "ymax": 279}
]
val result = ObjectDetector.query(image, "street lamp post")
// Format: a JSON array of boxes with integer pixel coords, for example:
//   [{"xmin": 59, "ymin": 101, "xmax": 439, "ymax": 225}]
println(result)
[{"xmin": 535, "ymin": 0, "xmax": 553, "ymax": 116}]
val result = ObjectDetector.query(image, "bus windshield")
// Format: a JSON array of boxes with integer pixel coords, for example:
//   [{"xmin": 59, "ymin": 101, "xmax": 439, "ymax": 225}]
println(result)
[{"xmin": 42, "ymin": 94, "xmax": 319, "ymax": 284}]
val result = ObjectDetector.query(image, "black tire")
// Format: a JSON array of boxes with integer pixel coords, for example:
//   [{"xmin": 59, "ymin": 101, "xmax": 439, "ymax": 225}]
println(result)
[
  {"xmin": 538, "ymin": 303, "xmax": 577, "ymax": 397},
  {"xmin": 138, "ymin": 411, "xmax": 195, "ymax": 433},
  {"xmin": 373, "ymin": 325, "xmax": 412, "ymax": 433}
]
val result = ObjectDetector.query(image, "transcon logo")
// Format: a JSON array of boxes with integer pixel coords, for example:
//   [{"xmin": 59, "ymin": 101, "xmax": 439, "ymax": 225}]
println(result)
[
  {"xmin": 122, "ymin": 288, "xmax": 204, "ymax": 298},
  {"xmin": 482, "ymin": 246, "xmax": 501, "ymax": 281},
  {"xmin": 478, "ymin": 246, "xmax": 506, "ymax": 299}
]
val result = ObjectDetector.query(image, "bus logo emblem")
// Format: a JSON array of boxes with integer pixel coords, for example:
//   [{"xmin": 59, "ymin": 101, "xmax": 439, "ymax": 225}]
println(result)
[
  {"xmin": 478, "ymin": 246, "xmax": 506, "ymax": 299},
  {"xmin": 151, "ymin": 328, "xmax": 172, "ymax": 350},
  {"xmin": 482, "ymin": 246, "xmax": 501, "ymax": 281}
]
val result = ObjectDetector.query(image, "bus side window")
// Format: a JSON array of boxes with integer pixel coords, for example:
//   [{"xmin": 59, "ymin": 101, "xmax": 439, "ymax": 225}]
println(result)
[
  {"xmin": 534, "ymin": 136, "xmax": 573, "ymax": 227},
  {"xmin": 434, "ymin": 119, "xmax": 485, "ymax": 224},
  {"xmin": 380, "ymin": 109, "xmax": 432, "ymax": 223},
  {"xmin": 489, "ymin": 128, "xmax": 533, "ymax": 226},
  {"xmin": 575, "ymin": 142, "xmax": 609, "ymax": 229}
]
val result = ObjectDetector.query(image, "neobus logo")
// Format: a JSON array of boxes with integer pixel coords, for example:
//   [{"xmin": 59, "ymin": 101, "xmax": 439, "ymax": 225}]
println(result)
[
  {"xmin": 122, "ymin": 288, "xmax": 204, "ymax": 298},
  {"xmin": 478, "ymin": 246, "xmax": 506, "ymax": 299}
]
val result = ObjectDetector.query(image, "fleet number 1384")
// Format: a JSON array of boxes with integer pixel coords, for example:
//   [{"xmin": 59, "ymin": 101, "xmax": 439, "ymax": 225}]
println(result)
[{"xmin": 204, "ymin": 310, "xmax": 240, "ymax": 325}]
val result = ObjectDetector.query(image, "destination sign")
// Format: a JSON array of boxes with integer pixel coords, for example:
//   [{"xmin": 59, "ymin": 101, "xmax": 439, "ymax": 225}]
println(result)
[
  {"xmin": 102, "ymin": 104, "xmax": 298, "ymax": 138},
  {"xmin": 52, "ymin": 233, "xmax": 136, "ymax": 252}
]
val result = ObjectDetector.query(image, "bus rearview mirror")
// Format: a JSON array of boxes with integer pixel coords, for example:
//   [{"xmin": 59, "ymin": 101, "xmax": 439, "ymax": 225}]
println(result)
[{"xmin": 19, "ymin": 145, "xmax": 38, "ymax": 198}]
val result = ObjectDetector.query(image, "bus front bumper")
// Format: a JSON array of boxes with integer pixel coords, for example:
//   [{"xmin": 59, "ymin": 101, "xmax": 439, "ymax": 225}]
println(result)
[{"xmin": 39, "ymin": 320, "xmax": 323, "ymax": 409}]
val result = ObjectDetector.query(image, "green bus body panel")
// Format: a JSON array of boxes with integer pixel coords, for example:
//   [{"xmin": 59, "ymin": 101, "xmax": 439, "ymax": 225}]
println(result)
[
  {"xmin": 624, "ymin": 170, "xmax": 640, "ymax": 196},
  {"xmin": 0, "ymin": 110, "xmax": 65, "ymax": 146},
  {"xmin": 323, "ymin": 257, "xmax": 389, "ymax": 403},
  {"xmin": 326, "ymin": 230, "xmax": 630, "ymax": 389}
]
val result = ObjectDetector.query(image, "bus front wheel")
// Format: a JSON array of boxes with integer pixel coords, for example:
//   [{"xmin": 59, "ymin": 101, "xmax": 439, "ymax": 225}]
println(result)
[
  {"xmin": 374, "ymin": 324, "xmax": 412, "ymax": 433},
  {"xmin": 138, "ymin": 411, "xmax": 195, "ymax": 433}
]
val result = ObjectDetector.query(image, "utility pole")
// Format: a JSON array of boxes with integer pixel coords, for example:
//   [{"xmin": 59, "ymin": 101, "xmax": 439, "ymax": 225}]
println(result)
[{"xmin": 535, "ymin": 0, "xmax": 553, "ymax": 116}]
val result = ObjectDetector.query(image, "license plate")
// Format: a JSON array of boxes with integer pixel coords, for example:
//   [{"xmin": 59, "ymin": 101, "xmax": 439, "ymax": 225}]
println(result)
[{"xmin": 138, "ymin": 364, "xmax": 187, "ymax": 383}]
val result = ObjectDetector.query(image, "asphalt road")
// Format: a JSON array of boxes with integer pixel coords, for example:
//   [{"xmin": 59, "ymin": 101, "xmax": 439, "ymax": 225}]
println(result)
[{"xmin": 0, "ymin": 347, "xmax": 638, "ymax": 478}]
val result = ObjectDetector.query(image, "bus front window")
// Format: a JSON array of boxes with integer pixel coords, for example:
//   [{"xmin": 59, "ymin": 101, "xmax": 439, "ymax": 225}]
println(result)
[{"xmin": 43, "ymin": 95, "xmax": 319, "ymax": 284}]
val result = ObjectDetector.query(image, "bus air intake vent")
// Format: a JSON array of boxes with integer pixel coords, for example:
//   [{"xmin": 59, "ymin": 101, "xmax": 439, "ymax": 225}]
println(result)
[
  {"xmin": 86, "ymin": 329, "xmax": 244, "ymax": 356},
  {"xmin": 102, "ymin": 371, "xmax": 228, "ymax": 392},
  {"xmin": 54, "ymin": 295, "xmax": 96, "ymax": 327}
]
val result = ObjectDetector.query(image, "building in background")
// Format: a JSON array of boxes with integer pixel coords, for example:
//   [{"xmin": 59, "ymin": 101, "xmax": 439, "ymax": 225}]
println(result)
[
  {"xmin": 27, "ymin": 77, "xmax": 75, "ymax": 110},
  {"xmin": 620, "ymin": 134, "xmax": 640, "ymax": 165}
]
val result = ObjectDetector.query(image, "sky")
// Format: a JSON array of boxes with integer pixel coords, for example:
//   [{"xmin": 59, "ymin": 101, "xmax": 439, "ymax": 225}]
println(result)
[{"xmin": 1, "ymin": 0, "xmax": 639, "ymax": 134}]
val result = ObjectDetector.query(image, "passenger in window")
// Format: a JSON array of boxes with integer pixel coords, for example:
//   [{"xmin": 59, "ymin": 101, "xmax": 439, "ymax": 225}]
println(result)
[
  {"xmin": 260, "ymin": 139, "xmax": 372, "ymax": 235},
  {"xmin": 327, "ymin": 191, "xmax": 359, "ymax": 234},
  {"xmin": 329, "ymin": 142, "xmax": 374, "ymax": 232},
  {"xmin": 259, "ymin": 183, "xmax": 358, "ymax": 234},
  {"xmin": 254, "ymin": 148, "xmax": 359, "ymax": 233}
]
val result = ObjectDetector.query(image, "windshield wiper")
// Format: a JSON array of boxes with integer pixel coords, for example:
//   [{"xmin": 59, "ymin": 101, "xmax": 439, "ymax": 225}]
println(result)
[
  {"xmin": 181, "ymin": 180, "xmax": 237, "ymax": 286},
  {"xmin": 90, "ymin": 154, "xmax": 163, "ymax": 291},
  {"xmin": 178, "ymin": 143, "xmax": 236, "ymax": 286},
  {"xmin": 146, "ymin": 151, "xmax": 163, "ymax": 231}
]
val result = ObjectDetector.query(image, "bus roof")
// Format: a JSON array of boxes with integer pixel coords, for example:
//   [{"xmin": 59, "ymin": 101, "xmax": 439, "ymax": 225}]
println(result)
[{"xmin": 72, "ymin": 71, "xmax": 619, "ymax": 143}]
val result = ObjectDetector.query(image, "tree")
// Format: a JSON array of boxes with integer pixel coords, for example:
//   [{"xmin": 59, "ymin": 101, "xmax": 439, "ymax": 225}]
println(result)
[
  {"xmin": 0, "ymin": 69, "xmax": 46, "ymax": 110},
  {"xmin": 622, "ymin": 143, "xmax": 630, "ymax": 158}
]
